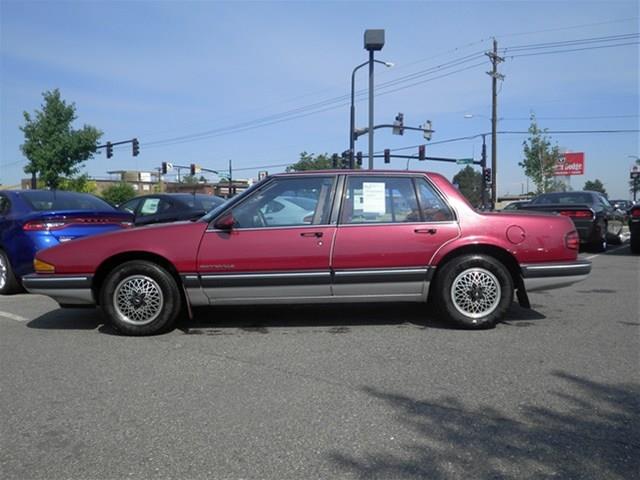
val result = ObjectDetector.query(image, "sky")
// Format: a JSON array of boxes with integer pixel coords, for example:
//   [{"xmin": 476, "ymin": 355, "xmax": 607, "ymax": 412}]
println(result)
[{"xmin": 1, "ymin": 0, "xmax": 638, "ymax": 199}]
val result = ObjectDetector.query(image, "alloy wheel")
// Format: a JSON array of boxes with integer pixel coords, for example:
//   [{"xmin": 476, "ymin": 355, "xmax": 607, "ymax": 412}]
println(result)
[
  {"xmin": 450, "ymin": 267, "xmax": 501, "ymax": 319},
  {"xmin": 113, "ymin": 275, "xmax": 164, "ymax": 326}
]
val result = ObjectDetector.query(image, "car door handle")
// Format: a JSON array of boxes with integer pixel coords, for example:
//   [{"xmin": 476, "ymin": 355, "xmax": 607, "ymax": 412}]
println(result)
[
  {"xmin": 300, "ymin": 231, "xmax": 323, "ymax": 238},
  {"xmin": 414, "ymin": 228, "xmax": 437, "ymax": 235}
]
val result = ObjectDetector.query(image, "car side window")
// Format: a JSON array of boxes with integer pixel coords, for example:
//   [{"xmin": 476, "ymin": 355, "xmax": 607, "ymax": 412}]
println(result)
[
  {"xmin": 0, "ymin": 195, "xmax": 10, "ymax": 215},
  {"xmin": 340, "ymin": 176, "xmax": 419, "ymax": 224},
  {"xmin": 120, "ymin": 198, "xmax": 142, "ymax": 214},
  {"xmin": 230, "ymin": 177, "xmax": 335, "ymax": 228},
  {"xmin": 416, "ymin": 178, "xmax": 454, "ymax": 222},
  {"xmin": 138, "ymin": 198, "xmax": 172, "ymax": 217}
]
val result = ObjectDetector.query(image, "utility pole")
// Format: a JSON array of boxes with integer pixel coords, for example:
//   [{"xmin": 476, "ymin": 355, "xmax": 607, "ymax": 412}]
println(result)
[
  {"xmin": 480, "ymin": 134, "xmax": 487, "ymax": 209},
  {"xmin": 486, "ymin": 38, "xmax": 504, "ymax": 209},
  {"xmin": 228, "ymin": 159, "xmax": 233, "ymax": 198}
]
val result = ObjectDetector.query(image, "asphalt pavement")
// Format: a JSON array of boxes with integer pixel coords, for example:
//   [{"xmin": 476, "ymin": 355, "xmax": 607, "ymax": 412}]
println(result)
[{"xmin": 1, "ymin": 245, "xmax": 639, "ymax": 480}]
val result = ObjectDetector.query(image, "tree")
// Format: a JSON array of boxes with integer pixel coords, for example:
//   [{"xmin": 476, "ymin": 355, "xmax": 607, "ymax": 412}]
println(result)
[
  {"xmin": 519, "ymin": 113, "xmax": 561, "ymax": 194},
  {"xmin": 286, "ymin": 152, "xmax": 335, "ymax": 172},
  {"xmin": 101, "ymin": 182, "xmax": 136, "ymax": 206},
  {"xmin": 57, "ymin": 174, "xmax": 98, "ymax": 194},
  {"xmin": 452, "ymin": 166, "xmax": 483, "ymax": 207},
  {"xmin": 583, "ymin": 179, "xmax": 607, "ymax": 197},
  {"xmin": 181, "ymin": 174, "xmax": 198, "ymax": 184},
  {"xmin": 20, "ymin": 89, "xmax": 102, "ymax": 189}
]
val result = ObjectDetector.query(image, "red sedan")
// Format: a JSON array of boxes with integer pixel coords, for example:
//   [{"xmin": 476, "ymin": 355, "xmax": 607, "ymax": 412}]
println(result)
[{"xmin": 23, "ymin": 171, "xmax": 591, "ymax": 335}]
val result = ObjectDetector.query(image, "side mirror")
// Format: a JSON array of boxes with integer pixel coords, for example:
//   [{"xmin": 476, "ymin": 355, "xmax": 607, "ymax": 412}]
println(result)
[{"xmin": 213, "ymin": 212, "xmax": 235, "ymax": 230}]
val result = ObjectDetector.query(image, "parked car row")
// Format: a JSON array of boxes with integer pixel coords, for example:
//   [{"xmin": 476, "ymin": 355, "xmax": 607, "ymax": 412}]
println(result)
[
  {"xmin": 20, "ymin": 170, "xmax": 591, "ymax": 335},
  {"xmin": 0, "ymin": 190, "xmax": 224, "ymax": 294},
  {"xmin": 519, "ymin": 191, "xmax": 625, "ymax": 252}
]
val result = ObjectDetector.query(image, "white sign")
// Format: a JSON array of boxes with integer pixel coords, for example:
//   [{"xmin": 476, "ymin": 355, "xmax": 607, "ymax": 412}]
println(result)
[{"xmin": 362, "ymin": 182, "xmax": 386, "ymax": 213}]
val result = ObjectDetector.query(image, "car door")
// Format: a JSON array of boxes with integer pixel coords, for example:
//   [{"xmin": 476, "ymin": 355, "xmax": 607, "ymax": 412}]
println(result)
[
  {"xmin": 331, "ymin": 175, "xmax": 460, "ymax": 299},
  {"xmin": 196, "ymin": 175, "xmax": 337, "ymax": 303}
]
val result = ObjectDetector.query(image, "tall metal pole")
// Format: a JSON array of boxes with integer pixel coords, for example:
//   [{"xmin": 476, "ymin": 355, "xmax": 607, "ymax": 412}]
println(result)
[
  {"xmin": 228, "ymin": 159, "xmax": 233, "ymax": 198},
  {"xmin": 481, "ymin": 134, "xmax": 487, "ymax": 209},
  {"xmin": 487, "ymin": 38, "xmax": 503, "ymax": 209},
  {"xmin": 490, "ymin": 38, "xmax": 498, "ymax": 208},
  {"xmin": 368, "ymin": 49, "xmax": 374, "ymax": 170}
]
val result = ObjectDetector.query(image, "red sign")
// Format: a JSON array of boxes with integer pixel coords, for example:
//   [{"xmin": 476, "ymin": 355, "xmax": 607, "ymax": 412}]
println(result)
[{"xmin": 554, "ymin": 152, "xmax": 585, "ymax": 176}]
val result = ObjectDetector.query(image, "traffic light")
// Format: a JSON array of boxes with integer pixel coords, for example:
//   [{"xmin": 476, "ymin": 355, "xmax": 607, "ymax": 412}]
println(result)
[
  {"xmin": 423, "ymin": 120, "xmax": 432, "ymax": 141},
  {"xmin": 190, "ymin": 164, "xmax": 197, "ymax": 176},
  {"xmin": 161, "ymin": 162, "xmax": 168, "ymax": 175},
  {"xmin": 418, "ymin": 144, "xmax": 426, "ymax": 161},
  {"xmin": 132, "ymin": 138, "xmax": 139, "ymax": 157},
  {"xmin": 393, "ymin": 112, "xmax": 404, "ymax": 135},
  {"xmin": 331, "ymin": 154, "xmax": 339, "ymax": 168},
  {"xmin": 356, "ymin": 151, "xmax": 363, "ymax": 167},
  {"xmin": 106, "ymin": 142, "xmax": 113, "ymax": 159},
  {"xmin": 384, "ymin": 149, "xmax": 391, "ymax": 164},
  {"xmin": 483, "ymin": 168, "xmax": 492, "ymax": 184}
]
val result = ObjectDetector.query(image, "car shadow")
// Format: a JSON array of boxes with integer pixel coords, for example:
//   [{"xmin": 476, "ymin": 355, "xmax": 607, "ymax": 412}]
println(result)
[
  {"xmin": 26, "ymin": 307, "xmax": 105, "ymax": 331},
  {"xmin": 26, "ymin": 302, "xmax": 546, "ymax": 335}
]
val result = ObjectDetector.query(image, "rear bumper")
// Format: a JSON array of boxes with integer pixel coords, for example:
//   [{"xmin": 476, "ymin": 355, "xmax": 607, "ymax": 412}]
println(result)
[
  {"xmin": 22, "ymin": 274, "xmax": 94, "ymax": 305},
  {"xmin": 520, "ymin": 260, "xmax": 591, "ymax": 292}
]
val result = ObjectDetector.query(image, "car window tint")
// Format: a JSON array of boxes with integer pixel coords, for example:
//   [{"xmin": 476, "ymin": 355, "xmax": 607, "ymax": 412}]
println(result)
[
  {"xmin": 120, "ymin": 198, "xmax": 142, "ymax": 214},
  {"xmin": 341, "ymin": 176, "xmax": 419, "ymax": 224},
  {"xmin": 20, "ymin": 191, "xmax": 115, "ymax": 211},
  {"xmin": 416, "ymin": 179, "xmax": 455, "ymax": 222},
  {"xmin": 231, "ymin": 177, "xmax": 334, "ymax": 228},
  {"xmin": 0, "ymin": 195, "xmax": 9, "ymax": 215},
  {"xmin": 139, "ymin": 198, "xmax": 172, "ymax": 216}
]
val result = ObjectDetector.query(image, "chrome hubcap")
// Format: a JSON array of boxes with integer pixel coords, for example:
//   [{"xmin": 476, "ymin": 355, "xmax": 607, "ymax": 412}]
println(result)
[
  {"xmin": 0, "ymin": 256, "xmax": 7, "ymax": 290},
  {"xmin": 451, "ymin": 268, "xmax": 501, "ymax": 319},
  {"xmin": 113, "ymin": 275, "xmax": 164, "ymax": 326}
]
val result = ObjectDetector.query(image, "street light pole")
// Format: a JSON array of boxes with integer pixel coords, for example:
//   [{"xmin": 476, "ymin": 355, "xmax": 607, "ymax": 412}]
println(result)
[
  {"xmin": 350, "ymin": 59, "xmax": 392, "ymax": 168},
  {"xmin": 368, "ymin": 49, "xmax": 374, "ymax": 170},
  {"xmin": 363, "ymin": 29, "xmax": 385, "ymax": 170}
]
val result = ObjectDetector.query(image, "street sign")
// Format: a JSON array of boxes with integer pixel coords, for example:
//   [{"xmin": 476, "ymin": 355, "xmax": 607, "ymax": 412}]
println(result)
[
  {"xmin": 456, "ymin": 158, "xmax": 474, "ymax": 165},
  {"xmin": 554, "ymin": 152, "xmax": 584, "ymax": 176}
]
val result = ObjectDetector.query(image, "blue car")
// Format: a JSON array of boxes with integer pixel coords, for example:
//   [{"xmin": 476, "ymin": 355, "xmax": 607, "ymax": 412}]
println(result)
[{"xmin": 0, "ymin": 190, "xmax": 134, "ymax": 294}]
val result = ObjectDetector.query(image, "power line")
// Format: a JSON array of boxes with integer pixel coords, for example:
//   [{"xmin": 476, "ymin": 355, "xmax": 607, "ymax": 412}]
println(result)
[
  {"xmin": 502, "ymin": 32, "xmax": 639, "ymax": 52},
  {"xmin": 506, "ymin": 41, "xmax": 639, "ymax": 58}
]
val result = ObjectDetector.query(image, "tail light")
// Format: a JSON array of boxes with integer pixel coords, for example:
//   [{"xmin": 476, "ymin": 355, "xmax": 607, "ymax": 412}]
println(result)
[
  {"xmin": 558, "ymin": 210, "xmax": 594, "ymax": 219},
  {"xmin": 565, "ymin": 230, "xmax": 580, "ymax": 250},
  {"xmin": 23, "ymin": 217, "xmax": 133, "ymax": 231},
  {"xmin": 632, "ymin": 209, "xmax": 640, "ymax": 218}
]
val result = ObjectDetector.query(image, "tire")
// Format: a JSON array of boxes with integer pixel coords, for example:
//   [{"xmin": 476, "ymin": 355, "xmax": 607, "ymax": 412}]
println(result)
[
  {"xmin": 631, "ymin": 232, "xmax": 640, "ymax": 254},
  {"xmin": 100, "ymin": 260, "xmax": 182, "ymax": 336},
  {"xmin": 590, "ymin": 223, "xmax": 607, "ymax": 253},
  {"xmin": 0, "ymin": 250, "xmax": 22, "ymax": 295},
  {"xmin": 434, "ymin": 254, "xmax": 514, "ymax": 329}
]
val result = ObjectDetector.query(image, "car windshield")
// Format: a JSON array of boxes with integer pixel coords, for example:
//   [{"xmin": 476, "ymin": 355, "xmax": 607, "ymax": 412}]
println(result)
[
  {"xmin": 531, "ymin": 192, "xmax": 593, "ymax": 205},
  {"xmin": 20, "ymin": 190, "xmax": 116, "ymax": 211},
  {"xmin": 174, "ymin": 194, "xmax": 224, "ymax": 211}
]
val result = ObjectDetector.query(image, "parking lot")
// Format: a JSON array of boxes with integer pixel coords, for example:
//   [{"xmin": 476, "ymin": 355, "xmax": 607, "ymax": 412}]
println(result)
[{"xmin": 1, "ymin": 244, "xmax": 638, "ymax": 480}]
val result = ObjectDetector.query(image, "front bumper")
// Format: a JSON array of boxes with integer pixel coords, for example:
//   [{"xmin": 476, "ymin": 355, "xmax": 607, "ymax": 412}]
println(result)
[
  {"xmin": 22, "ymin": 274, "xmax": 94, "ymax": 305},
  {"xmin": 520, "ymin": 260, "xmax": 591, "ymax": 292}
]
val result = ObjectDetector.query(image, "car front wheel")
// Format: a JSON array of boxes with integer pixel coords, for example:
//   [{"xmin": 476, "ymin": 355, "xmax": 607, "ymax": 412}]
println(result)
[
  {"xmin": 0, "ymin": 250, "xmax": 22, "ymax": 295},
  {"xmin": 100, "ymin": 260, "xmax": 182, "ymax": 336},
  {"xmin": 434, "ymin": 254, "xmax": 514, "ymax": 329}
]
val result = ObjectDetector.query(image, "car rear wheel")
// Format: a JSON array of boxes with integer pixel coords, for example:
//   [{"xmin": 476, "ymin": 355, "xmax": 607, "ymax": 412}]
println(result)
[
  {"xmin": 590, "ymin": 224, "xmax": 607, "ymax": 253},
  {"xmin": 434, "ymin": 254, "xmax": 513, "ymax": 329},
  {"xmin": 631, "ymin": 232, "xmax": 640, "ymax": 254},
  {"xmin": 0, "ymin": 250, "xmax": 22, "ymax": 295},
  {"xmin": 100, "ymin": 260, "xmax": 182, "ymax": 336}
]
